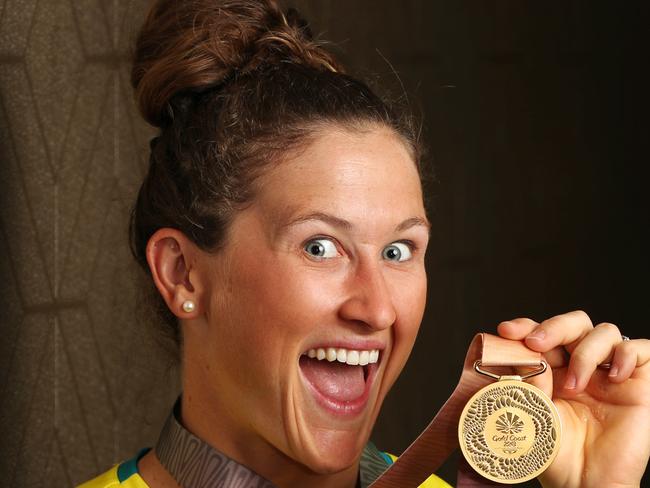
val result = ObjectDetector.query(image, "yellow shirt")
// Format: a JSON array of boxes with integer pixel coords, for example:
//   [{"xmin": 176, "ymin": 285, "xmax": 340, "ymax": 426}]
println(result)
[
  {"xmin": 77, "ymin": 448, "xmax": 146, "ymax": 487},
  {"xmin": 79, "ymin": 449, "xmax": 451, "ymax": 488}
]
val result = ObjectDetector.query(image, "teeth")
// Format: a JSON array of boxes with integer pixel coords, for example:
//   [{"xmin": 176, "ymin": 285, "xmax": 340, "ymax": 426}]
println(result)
[
  {"xmin": 346, "ymin": 350, "xmax": 360, "ymax": 365},
  {"xmin": 370, "ymin": 350, "xmax": 379, "ymax": 363},
  {"xmin": 305, "ymin": 347, "xmax": 380, "ymax": 365},
  {"xmin": 359, "ymin": 350, "xmax": 370, "ymax": 366},
  {"xmin": 326, "ymin": 348, "xmax": 337, "ymax": 362},
  {"xmin": 336, "ymin": 348, "xmax": 347, "ymax": 363}
]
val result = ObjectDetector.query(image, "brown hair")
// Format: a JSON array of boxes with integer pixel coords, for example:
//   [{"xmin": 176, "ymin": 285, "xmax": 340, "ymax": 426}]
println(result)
[{"xmin": 130, "ymin": 0, "xmax": 423, "ymax": 346}]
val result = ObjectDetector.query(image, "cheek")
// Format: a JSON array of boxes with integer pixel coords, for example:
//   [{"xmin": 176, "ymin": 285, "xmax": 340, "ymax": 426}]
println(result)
[
  {"xmin": 204, "ymin": 260, "xmax": 304, "ymax": 401},
  {"xmin": 391, "ymin": 273, "xmax": 427, "ymax": 363},
  {"xmin": 220, "ymin": 253, "xmax": 332, "ymax": 352}
]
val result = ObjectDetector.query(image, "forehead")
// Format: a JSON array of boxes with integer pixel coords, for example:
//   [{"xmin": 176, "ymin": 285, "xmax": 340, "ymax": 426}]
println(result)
[{"xmin": 255, "ymin": 126, "xmax": 425, "ymax": 223}]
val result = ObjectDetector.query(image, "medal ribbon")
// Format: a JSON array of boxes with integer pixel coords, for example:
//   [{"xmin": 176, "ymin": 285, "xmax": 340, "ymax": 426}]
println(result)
[
  {"xmin": 369, "ymin": 333, "xmax": 543, "ymax": 488},
  {"xmin": 155, "ymin": 399, "xmax": 277, "ymax": 488}
]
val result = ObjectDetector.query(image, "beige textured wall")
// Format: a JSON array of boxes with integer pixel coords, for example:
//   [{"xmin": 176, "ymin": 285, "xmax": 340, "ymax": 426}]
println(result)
[{"xmin": 0, "ymin": 1, "xmax": 181, "ymax": 485}]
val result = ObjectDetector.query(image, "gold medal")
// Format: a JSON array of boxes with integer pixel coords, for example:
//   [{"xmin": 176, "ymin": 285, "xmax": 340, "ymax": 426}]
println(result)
[{"xmin": 458, "ymin": 362, "xmax": 562, "ymax": 484}]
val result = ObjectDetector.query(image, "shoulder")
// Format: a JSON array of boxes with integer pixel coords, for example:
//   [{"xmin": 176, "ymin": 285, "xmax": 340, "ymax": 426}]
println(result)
[
  {"xmin": 77, "ymin": 450, "xmax": 150, "ymax": 488},
  {"xmin": 384, "ymin": 453, "xmax": 452, "ymax": 488}
]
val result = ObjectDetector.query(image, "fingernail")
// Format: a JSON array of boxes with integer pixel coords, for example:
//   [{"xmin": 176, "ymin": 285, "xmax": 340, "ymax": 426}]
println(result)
[
  {"xmin": 564, "ymin": 372, "xmax": 577, "ymax": 390},
  {"xmin": 526, "ymin": 329, "xmax": 546, "ymax": 341},
  {"xmin": 608, "ymin": 366, "xmax": 619, "ymax": 377}
]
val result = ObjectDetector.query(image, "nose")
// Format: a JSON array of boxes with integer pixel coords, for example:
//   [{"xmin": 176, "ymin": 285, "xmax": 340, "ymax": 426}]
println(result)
[{"xmin": 338, "ymin": 259, "xmax": 397, "ymax": 331}]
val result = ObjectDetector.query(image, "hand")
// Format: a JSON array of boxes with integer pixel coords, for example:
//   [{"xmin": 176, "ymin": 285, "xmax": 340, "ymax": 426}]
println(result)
[{"xmin": 497, "ymin": 311, "xmax": 650, "ymax": 488}]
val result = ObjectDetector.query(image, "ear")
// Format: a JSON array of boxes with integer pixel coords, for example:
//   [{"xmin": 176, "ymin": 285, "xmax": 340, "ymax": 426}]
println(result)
[{"xmin": 146, "ymin": 228, "xmax": 203, "ymax": 319}]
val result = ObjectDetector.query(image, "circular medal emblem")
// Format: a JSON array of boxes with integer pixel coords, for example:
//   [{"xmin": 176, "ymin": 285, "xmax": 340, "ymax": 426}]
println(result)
[{"xmin": 458, "ymin": 380, "xmax": 561, "ymax": 484}]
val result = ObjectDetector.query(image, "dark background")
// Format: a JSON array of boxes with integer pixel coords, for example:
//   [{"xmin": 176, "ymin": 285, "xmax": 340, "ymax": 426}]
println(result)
[
  {"xmin": 0, "ymin": 0, "xmax": 647, "ymax": 486},
  {"xmin": 322, "ymin": 2, "xmax": 649, "ymax": 486}
]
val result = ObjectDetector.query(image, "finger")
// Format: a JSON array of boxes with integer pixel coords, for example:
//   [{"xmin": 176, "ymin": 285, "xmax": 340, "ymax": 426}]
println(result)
[
  {"xmin": 608, "ymin": 339, "xmax": 650, "ymax": 383},
  {"xmin": 497, "ymin": 319, "xmax": 567, "ymax": 367},
  {"xmin": 542, "ymin": 348, "xmax": 569, "ymax": 369},
  {"xmin": 563, "ymin": 322, "xmax": 622, "ymax": 391},
  {"xmin": 573, "ymin": 369, "xmax": 650, "ymax": 406},
  {"xmin": 523, "ymin": 310, "xmax": 593, "ymax": 353},
  {"xmin": 497, "ymin": 318, "xmax": 539, "ymax": 340}
]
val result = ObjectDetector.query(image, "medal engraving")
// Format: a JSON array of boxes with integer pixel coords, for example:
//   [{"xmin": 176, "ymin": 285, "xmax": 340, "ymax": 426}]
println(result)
[{"xmin": 458, "ymin": 379, "xmax": 561, "ymax": 484}]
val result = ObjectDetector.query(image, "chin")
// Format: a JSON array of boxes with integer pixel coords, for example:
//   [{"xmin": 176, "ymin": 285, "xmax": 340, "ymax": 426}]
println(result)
[
  {"xmin": 296, "ymin": 428, "xmax": 368, "ymax": 475},
  {"xmin": 301, "ymin": 449, "xmax": 360, "ymax": 475}
]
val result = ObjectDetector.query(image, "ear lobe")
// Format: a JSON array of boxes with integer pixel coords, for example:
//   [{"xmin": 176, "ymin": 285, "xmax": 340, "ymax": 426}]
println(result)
[{"xmin": 146, "ymin": 228, "xmax": 201, "ymax": 318}]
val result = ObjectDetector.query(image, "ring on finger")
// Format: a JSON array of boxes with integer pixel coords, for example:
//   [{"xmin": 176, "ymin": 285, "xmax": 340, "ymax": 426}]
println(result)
[{"xmin": 598, "ymin": 333, "xmax": 631, "ymax": 369}]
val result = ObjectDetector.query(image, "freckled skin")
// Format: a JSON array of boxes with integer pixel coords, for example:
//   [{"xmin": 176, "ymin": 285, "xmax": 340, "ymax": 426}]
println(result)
[{"xmin": 181, "ymin": 125, "xmax": 430, "ymax": 487}]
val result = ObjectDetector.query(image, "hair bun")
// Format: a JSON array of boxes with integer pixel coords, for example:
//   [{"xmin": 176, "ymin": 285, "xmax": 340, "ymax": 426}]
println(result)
[{"xmin": 131, "ymin": 0, "xmax": 342, "ymax": 127}]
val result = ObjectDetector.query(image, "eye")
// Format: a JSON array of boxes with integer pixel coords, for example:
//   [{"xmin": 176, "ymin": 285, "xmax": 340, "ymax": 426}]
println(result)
[
  {"xmin": 303, "ymin": 238, "xmax": 340, "ymax": 259},
  {"xmin": 382, "ymin": 242, "xmax": 413, "ymax": 262}
]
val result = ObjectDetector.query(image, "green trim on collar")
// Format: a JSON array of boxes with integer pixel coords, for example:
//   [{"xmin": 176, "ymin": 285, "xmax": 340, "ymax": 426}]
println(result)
[
  {"xmin": 117, "ymin": 448, "xmax": 150, "ymax": 482},
  {"xmin": 359, "ymin": 441, "xmax": 392, "ymax": 488}
]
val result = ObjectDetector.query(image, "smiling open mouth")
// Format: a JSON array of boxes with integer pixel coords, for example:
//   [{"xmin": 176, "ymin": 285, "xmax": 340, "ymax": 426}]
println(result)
[{"xmin": 299, "ymin": 347, "xmax": 381, "ymax": 415}]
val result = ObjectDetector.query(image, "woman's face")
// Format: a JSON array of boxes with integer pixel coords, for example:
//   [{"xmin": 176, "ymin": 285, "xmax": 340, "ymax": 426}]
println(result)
[{"xmin": 189, "ymin": 125, "xmax": 429, "ymax": 475}]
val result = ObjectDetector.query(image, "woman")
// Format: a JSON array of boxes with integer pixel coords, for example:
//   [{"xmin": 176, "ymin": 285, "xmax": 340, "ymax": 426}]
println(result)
[{"xmin": 80, "ymin": 0, "xmax": 650, "ymax": 487}]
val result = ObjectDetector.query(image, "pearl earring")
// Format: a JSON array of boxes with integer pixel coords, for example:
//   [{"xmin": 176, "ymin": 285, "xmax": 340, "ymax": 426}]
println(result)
[{"xmin": 182, "ymin": 300, "xmax": 195, "ymax": 313}]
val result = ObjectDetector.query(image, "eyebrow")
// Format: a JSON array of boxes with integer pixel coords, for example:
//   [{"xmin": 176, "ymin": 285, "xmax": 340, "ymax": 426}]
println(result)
[
  {"xmin": 395, "ymin": 216, "xmax": 431, "ymax": 232},
  {"xmin": 282, "ymin": 212, "xmax": 431, "ymax": 233}
]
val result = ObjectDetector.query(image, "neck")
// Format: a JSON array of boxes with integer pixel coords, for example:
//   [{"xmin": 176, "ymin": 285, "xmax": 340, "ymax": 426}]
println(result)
[
  {"xmin": 155, "ymin": 399, "xmax": 275, "ymax": 487},
  {"xmin": 179, "ymin": 390, "xmax": 360, "ymax": 488}
]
